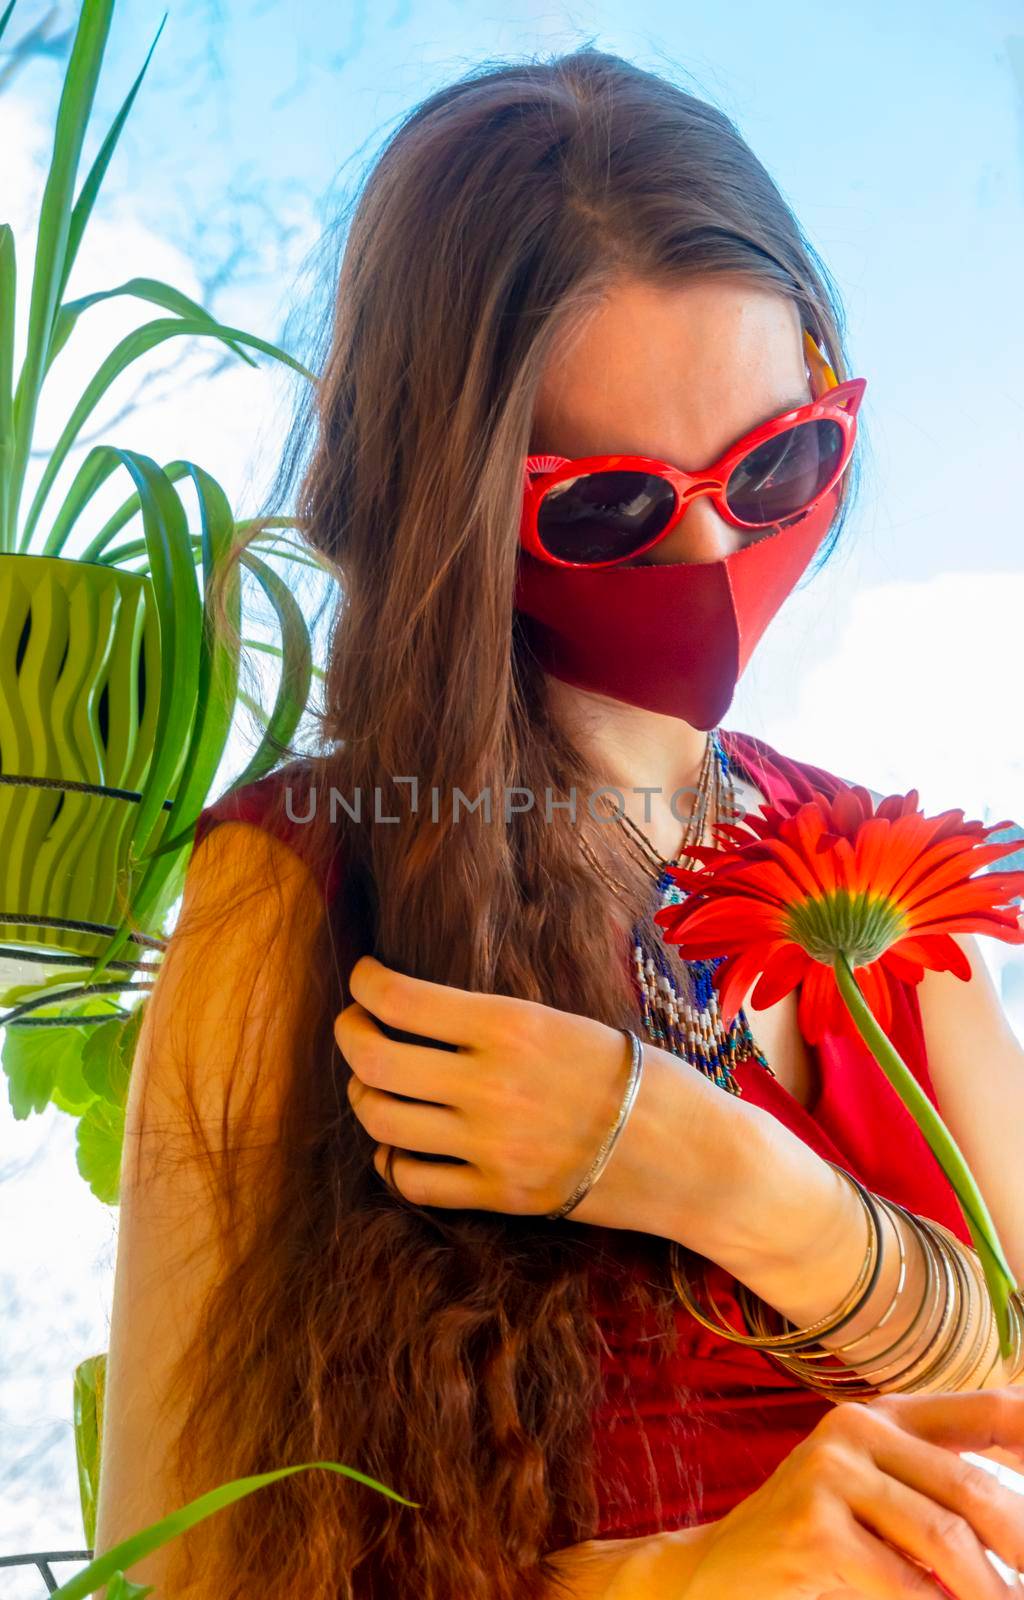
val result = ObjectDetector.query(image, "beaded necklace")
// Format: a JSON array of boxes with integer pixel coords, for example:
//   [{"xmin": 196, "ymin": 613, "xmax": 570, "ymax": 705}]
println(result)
[{"xmin": 580, "ymin": 727, "xmax": 773, "ymax": 1098}]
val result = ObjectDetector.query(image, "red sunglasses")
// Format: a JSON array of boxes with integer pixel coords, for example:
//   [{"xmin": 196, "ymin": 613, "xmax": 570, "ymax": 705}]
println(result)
[{"xmin": 519, "ymin": 331, "xmax": 866, "ymax": 569}]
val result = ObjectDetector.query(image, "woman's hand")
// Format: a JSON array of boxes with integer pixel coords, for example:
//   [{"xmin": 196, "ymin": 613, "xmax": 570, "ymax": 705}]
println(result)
[
  {"xmin": 666, "ymin": 1390, "xmax": 1024, "ymax": 1599},
  {"xmin": 336, "ymin": 953, "xmax": 704, "ymax": 1235}
]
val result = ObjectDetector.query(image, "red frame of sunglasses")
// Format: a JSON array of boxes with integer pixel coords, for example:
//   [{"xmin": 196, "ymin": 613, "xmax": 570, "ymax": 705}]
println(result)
[{"xmin": 519, "ymin": 373, "xmax": 867, "ymax": 570}]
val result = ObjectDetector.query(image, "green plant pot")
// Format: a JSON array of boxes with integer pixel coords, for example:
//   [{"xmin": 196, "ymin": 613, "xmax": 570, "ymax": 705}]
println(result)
[{"xmin": 0, "ymin": 552, "xmax": 180, "ymax": 969}]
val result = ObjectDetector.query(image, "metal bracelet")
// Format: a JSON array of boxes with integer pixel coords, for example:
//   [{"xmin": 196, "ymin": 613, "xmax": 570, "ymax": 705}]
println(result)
[{"xmin": 546, "ymin": 1028, "xmax": 644, "ymax": 1221}]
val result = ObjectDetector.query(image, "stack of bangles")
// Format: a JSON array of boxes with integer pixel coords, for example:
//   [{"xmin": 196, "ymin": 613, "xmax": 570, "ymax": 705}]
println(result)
[{"xmin": 668, "ymin": 1161, "xmax": 1024, "ymax": 1397}]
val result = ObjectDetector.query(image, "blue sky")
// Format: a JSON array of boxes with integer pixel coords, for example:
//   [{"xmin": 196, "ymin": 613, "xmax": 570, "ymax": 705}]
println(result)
[
  {"xmin": 67, "ymin": 0, "xmax": 1023, "ymax": 830},
  {"xmin": 87, "ymin": 0, "xmax": 1024, "ymax": 584},
  {"xmin": 53, "ymin": 0, "xmax": 1019, "ymax": 823}
]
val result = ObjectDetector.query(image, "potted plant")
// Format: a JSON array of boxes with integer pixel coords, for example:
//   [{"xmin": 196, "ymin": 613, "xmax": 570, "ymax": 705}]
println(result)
[
  {"xmin": 0, "ymin": 1, "xmax": 399, "ymax": 1573},
  {"xmin": 0, "ymin": 0, "xmax": 325, "ymax": 1206}
]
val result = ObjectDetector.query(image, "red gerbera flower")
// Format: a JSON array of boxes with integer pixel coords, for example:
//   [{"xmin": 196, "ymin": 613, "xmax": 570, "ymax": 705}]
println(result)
[
  {"xmin": 653, "ymin": 784, "xmax": 1024, "ymax": 1047},
  {"xmin": 653, "ymin": 782, "xmax": 1024, "ymax": 1351}
]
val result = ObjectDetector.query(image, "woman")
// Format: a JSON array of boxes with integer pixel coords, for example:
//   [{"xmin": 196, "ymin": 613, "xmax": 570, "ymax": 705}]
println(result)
[{"xmin": 94, "ymin": 45, "xmax": 1024, "ymax": 1600}]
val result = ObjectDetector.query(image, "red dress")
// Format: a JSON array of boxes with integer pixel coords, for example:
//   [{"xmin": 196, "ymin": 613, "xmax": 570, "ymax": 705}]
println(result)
[{"xmin": 192, "ymin": 727, "xmax": 972, "ymax": 1542}]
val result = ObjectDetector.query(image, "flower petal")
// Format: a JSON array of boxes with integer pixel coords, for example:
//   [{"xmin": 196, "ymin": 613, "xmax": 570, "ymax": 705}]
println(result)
[
  {"xmin": 897, "ymin": 841, "xmax": 1024, "ymax": 913},
  {"xmin": 852, "ymin": 960, "xmax": 895, "ymax": 1036},
  {"xmin": 889, "ymin": 932, "xmax": 973, "ymax": 981},
  {"xmin": 651, "ymin": 778, "xmax": 1024, "ymax": 1052},
  {"xmin": 852, "ymin": 815, "xmax": 931, "ymax": 899},
  {"xmin": 880, "ymin": 948, "xmax": 926, "ymax": 984},
  {"xmin": 796, "ymin": 962, "xmax": 843, "ymax": 1045},
  {"xmin": 875, "ymin": 789, "xmax": 920, "ymax": 822},
  {"xmin": 830, "ymin": 785, "xmax": 874, "ymax": 840},
  {"xmin": 715, "ymin": 942, "xmax": 781, "ymax": 1026},
  {"xmin": 749, "ymin": 942, "xmax": 811, "ymax": 1009},
  {"xmin": 906, "ymin": 910, "xmax": 1024, "ymax": 943}
]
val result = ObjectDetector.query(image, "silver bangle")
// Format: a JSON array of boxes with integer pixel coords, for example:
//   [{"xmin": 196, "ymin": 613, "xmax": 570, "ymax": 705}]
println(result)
[{"xmin": 546, "ymin": 1028, "xmax": 645, "ymax": 1221}]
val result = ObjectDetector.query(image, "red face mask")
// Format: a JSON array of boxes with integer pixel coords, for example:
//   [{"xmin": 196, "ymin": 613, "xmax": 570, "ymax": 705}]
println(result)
[{"xmin": 513, "ymin": 480, "xmax": 842, "ymax": 730}]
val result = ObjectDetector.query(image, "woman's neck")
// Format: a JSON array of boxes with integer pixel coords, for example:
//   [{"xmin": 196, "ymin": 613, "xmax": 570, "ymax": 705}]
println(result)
[{"xmin": 544, "ymin": 675, "xmax": 713, "ymax": 859}]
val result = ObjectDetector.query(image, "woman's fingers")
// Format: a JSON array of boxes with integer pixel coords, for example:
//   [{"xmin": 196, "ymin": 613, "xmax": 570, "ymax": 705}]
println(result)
[
  {"xmin": 863, "ymin": 1412, "xmax": 1024, "ymax": 1581},
  {"xmin": 836, "ymin": 1512, "xmax": 965, "ymax": 1598},
  {"xmin": 677, "ymin": 1394, "xmax": 1024, "ymax": 1600},
  {"xmin": 848, "ymin": 1472, "xmax": 1013, "ymax": 1600},
  {"xmin": 866, "ymin": 1390, "xmax": 1024, "ymax": 1468}
]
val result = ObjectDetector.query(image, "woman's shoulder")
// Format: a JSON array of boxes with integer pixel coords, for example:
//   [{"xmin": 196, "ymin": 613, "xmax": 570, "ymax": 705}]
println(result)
[
  {"xmin": 720, "ymin": 726, "xmax": 885, "ymax": 811},
  {"xmin": 193, "ymin": 758, "xmax": 344, "ymax": 905}
]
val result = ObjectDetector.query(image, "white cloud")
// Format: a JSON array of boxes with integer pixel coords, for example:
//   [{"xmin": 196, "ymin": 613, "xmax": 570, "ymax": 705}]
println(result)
[
  {"xmin": 1, "ymin": 89, "xmax": 317, "ymax": 558},
  {"xmin": 734, "ymin": 565, "xmax": 1024, "ymax": 1039},
  {"xmin": 738, "ymin": 567, "xmax": 1024, "ymax": 821}
]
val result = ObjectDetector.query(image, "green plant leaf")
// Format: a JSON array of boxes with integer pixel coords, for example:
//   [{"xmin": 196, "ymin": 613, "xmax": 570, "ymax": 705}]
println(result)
[
  {"xmin": 1, "ymin": 976, "xmax": 140, "ymax": 1117},
  {"xmin": 73, "ymin": 1353, "xmax": 106, "ymax": 1550},
  {"xmin": 62, "ymin": 449, "xmax": 202, "ymax": 974},
  {"xmin": 80, "ymin": 1018, "xmax": 128, "ymax": 1103},
  {"xmin": 48, "ymin": 275, "xmax": 255, "ymax": 373},
  {"xmin": 2, "ymin": 1021, "xmax": 62, "ymax": 1116},
  {"xmin": 81, "ymin": 1003, "xmax": 144, "ymax": 1106},
  {"xmin": 8, "ymin": 0, "xmax": 115, "ymax": 551},
  {"xmin": 50, "ymin": 1459, "xmax": 420, "ymax": 1599},
  {"xmin": 0, "ymin": 222, "xmax": 16, "ymax": 552},
  {"xmin": 51, "ymin": 1040, "xmax": 97, "ymax": 1115},
  {"xmin": 45, "ymin": 450, "xmax": 193, "ymax": 563},
  {"xmin": 0, "ymin": 965, "xmax": 93, "ymax": 1008},
  {"xmin": 5, "ymin": 9, "xmax": 170, "ymax": 549},
  {"xmin": 0, "ymin": 1, "xmax": 20, "ymax": 49},
  {"xmin": 22, "ymin": 318, "xmax": 314, "ymax": 554},
  {"xmin": 222, "ymin": 546, "xmax": 313, "ymax": 792},
  {"xmin": 76, "ymin": 1095, "xmax": 125, "ymax": 1204},
  {"xmin": 79, "ymin": 457, "xmax": 236, "ymax": 968},
  {"xmin": 86, "ymin": 511, "xmax": 333, "ymax": 575},
  {"xmin": 105, "ymin": 1574, "xmax": 153, "ymax": 1599},
  {"xmin": 53, "ymin": 16, "xmax": 168, "ymax": 320},
  {"xmin": 2, "ymin": 1015, "xmax": 93, "ymax": 1117},
  {"xmin": 130, "ymin": 463, "xmax": 241, "ymax": 861},
  {"xmin": 143, "ymin": 542, "xmax": 314, "ymax": 859},
  {"xmin": 242, "ymin": 636, "xmax": 327, "ymax": 680}
]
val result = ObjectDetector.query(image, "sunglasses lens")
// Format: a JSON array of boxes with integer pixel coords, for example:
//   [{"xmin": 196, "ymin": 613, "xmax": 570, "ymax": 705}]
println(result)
[
  {"xmin": 725, "ymin": 419, "xmax": 845, "ymax": 525},
  {"xmin": 536, "ymin": 471, "xmax": 677, "ymax": 564}
]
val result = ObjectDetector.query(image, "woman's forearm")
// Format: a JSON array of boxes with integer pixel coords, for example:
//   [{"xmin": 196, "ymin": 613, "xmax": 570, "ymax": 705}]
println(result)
[
  {"xmin": 641, "ymin": 1042, "xmax": 875, "ymax": 1311},
  {"xmin": 642, "ymin": 1044, "xmax": 1020, "ymax": 1389}
]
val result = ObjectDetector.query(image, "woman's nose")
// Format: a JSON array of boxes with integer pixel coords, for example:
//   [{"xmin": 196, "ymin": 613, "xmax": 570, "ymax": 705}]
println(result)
[{"xmin": 639, "ymin": 495, "xmax": 747, "ymax": 565}]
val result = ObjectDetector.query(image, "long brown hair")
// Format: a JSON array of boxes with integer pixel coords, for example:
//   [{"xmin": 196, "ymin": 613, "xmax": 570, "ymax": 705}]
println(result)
[{"xmin": 144, "ymin": 44, "xmax": 858, "ymax": 1599}]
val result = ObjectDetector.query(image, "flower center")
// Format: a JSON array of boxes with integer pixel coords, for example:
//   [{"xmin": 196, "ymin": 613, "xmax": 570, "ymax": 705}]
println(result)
[{"xmin": 784, "ymin": 888, "xmax": 909, "ymax": 966}]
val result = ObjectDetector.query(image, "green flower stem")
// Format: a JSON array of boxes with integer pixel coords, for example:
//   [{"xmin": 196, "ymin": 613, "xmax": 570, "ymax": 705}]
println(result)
[{"xmin": 833, "ymin": 953, "xmax": 1017, "ymax": 1359}]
